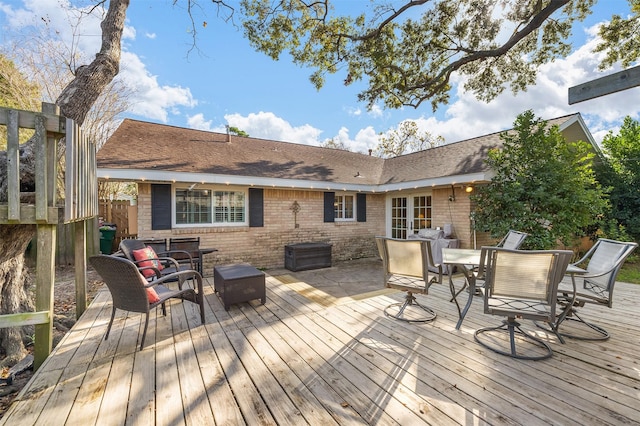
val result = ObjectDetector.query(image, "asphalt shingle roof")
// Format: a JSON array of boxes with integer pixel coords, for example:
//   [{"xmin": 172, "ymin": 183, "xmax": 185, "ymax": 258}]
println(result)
[{"xmin": 97, "ymin": 114, "xmax": 581, "ymax": 186}]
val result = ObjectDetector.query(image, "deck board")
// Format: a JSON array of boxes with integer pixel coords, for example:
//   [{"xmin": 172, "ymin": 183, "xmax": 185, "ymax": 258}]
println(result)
[{"xmin": 2, "ymin": 262, "xmax": 640, "ymax": 425}]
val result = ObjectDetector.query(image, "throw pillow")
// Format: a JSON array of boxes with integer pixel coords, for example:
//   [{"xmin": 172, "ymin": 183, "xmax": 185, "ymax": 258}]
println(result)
[
  {"xmin": 132, "ymin": 246, "xmax": 164, "ymax": 278},
  {"xmin": 146, "ymin": 286, "xmax": 160, "ymax": 304}
]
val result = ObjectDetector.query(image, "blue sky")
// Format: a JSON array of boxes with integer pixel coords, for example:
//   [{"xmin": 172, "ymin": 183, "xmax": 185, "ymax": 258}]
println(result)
[{"xmin": 0, "ymin": 0, "xmax": 638, "ymax": 153}]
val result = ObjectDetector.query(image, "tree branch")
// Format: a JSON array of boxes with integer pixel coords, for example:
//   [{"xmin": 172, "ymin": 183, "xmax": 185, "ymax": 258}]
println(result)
[
  {"xmin": 55, "ymin": 0, "xmax": 129, "ymax": 125},
  {"xmin": 408, "ymin": 0, "xmax": 571, "ymax": 106}
]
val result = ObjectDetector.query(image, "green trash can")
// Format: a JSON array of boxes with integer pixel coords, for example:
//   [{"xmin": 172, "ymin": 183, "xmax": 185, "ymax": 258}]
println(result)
[{"xmin": 99, "ymin": 225, "xmax": 117, "ymax": 254}]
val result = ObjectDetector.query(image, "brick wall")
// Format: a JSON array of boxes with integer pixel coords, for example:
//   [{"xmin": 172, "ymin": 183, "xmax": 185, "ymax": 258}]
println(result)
[
  {"xmin": 137, "ymin": 184, "xmax": 386, "ymax": 271},
  {"xmin": 136, "ymin": 183, "xmax": 482, "ymax": 272}
]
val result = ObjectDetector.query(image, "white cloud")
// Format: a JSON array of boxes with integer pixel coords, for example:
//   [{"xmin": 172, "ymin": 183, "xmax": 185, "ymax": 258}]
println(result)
[
  {"xmin": 1, "ymin": 0, "xmax": 134, "ymax": 53},
  {"xmin": 368, "ymin": 104, "xmax": 384, "ymax": 118},
  {"xmin": 145, "ymin": 32, "xmax": 156, "ymax": 39},
  {"xmin": 184, "ymin": 110, "xmax": 380, "ymax": 154},
  {"xmin": 405, "ymin": 24, "xmax": 640, "ymax": 145},
  {"xmin": 218, "ymin": 111, "xmax": 324, "ymax": 145},
  {"xmin": 119, "ymin": 52, "xmax": 197, "ymax": 122},
  {"xmin": 345, "ymin": 106, "xmax": 362, "ymax": 117},
  {"xmin": 187, "ymin": 113, "xmax": 213, "ymax": 131},
  {"xmin": 333, "ymin": 126, "xmax": 379, "ymax": 154},
  {"xmin": 1, "ymin": 0, "xmax": 197, "ymax": 124}
]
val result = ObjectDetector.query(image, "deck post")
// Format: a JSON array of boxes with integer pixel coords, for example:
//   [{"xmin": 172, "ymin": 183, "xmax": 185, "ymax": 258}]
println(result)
[
  {"xmin": 74, "ymin": 220, "xmax": 88, "ymax": 317},
  {"xmin": 34, "ymin": 224, "xmax": 56, "ymax": 369}
]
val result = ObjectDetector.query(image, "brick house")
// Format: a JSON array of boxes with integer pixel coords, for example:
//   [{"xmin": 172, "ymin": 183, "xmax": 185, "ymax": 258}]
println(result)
[{"xmin": 96, "ymin": 113, "xmax": 599, "ymax": 271}]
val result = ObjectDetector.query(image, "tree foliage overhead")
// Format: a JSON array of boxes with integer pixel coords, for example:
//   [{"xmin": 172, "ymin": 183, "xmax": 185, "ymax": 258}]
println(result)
[
  {"xmin": 239, "ymin": 0, "xmax": 596, "ymax": 111},
  {"xmin": 595, "ymin": 0, "xmax": 640, "ymax": 69},
  {"xmin": 471, "ymin": 110, "xmax": 608, "ymax": 250},
  {"xmin": 595, "ymin": 116, "xmax": 640, "ymax": 241}
]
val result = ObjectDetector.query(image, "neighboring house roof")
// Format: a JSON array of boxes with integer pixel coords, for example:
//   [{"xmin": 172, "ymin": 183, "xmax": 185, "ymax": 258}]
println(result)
[{"xmin": 97, "ymin": 113, "xmax": 594, "ymax": 192}]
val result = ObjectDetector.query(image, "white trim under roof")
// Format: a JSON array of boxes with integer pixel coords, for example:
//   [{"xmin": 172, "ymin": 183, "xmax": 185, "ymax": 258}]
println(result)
[{"xmin": 97, "ymin": 168, "xmax": 491, "ymax": 193}]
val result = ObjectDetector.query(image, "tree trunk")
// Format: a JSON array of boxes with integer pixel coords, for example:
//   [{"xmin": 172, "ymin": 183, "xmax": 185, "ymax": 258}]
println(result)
[
  {"xmin": 0, "ymin": 226, "xmax": 35, "ymax": 366},
  {"xmin": 0, "ymin": 0, "xmax": 129, "ymax": 363}
]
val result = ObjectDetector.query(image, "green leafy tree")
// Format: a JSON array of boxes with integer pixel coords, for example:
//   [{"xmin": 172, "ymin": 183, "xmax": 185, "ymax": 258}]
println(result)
[
  {"xmin": 228, "ymin": 126, "xmax": 249, "ymax": 137},
  {"xmin": 471, "ymin": 111, "xmax": 608, "ymax": 249},
  {"xmin": 0, "ymin": 54, "xmax": 40, "ymax": 149},
  {"xmin": 374, "ymin": 120, "xmax": 443, "ymax": 158},
  {"xmin": 240, "ymin": 0, "xmax": 599, "ymax": 111},
  {"xmin": 595, "ymin": 116, "xmax": 640, "ymax": 241},
  {"xmin": 595, "ymin": 0, "xmax": 640, "ymax": 69}
]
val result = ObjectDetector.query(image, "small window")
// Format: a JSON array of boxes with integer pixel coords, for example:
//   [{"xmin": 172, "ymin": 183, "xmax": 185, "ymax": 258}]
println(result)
[{"xmin": 334, "ymin": 194, "xmax": 355, "ymax": 221}]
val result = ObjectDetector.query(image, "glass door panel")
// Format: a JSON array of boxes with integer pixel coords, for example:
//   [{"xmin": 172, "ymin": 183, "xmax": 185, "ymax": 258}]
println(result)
[
  {"xmin": 412, "ymin": 195, "xmax": 432, "ymax": 233},
  {"xmin": 391, "ymin": 197, "xmax": 407, "ymax": 239}
]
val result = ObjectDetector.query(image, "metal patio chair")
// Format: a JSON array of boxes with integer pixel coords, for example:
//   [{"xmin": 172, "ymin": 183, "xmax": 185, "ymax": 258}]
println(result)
[
  {"xmin": 376, "ymin": 236, "xmax": 442, "ymax": 323},
  {"xmin": 475, "ymin": 247, "xmax": 573, "ymax": 360},
  {"xmin": 474, "ymin": 230, "xmax": 528, "ymax": 285},
  {"xmin": 552, "ymin": 238, "xmax": 638, "ymax": 340},
  {"xmin": 498, "ymin": 230, "xmax": 528, "ymax": 250}
]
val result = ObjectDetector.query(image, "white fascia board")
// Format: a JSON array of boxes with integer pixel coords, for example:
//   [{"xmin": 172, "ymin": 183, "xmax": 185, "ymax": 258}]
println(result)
[
  {"xmin": 98, "ymin": 168, "xmax": 490, "ymax": 192},
  {"xmin": 375, "ymin": 172, "xmax": 490, "ymax": 192},
  {"xmin": 98, "ymin": 168, "xmax": 375, "ymax": 192}
]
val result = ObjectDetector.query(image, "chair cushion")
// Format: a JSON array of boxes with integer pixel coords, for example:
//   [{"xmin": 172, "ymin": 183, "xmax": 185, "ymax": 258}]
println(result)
[
  {"xmin": 146, "ymin": 286, "xmax": 160, "ymax": 304},
  {"xmin": 132, "ymin": 246, "xmax": 164, "ymax": 278}
]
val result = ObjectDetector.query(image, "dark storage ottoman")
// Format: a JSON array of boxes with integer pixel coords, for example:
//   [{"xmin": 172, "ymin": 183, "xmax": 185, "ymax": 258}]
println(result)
[
  {"xmin": 214, "ymin": 263, "xmax": 266, "ymax": 311},
  {"xmin": 284, "ymin": 242, "xmax": 332, "ymax": 272}
]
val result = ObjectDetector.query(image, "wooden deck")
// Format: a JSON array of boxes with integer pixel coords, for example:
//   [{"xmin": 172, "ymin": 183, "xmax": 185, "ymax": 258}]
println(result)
[{"xmin": 2, "ymin": 261, "xmax": 640, "ymax": 425}]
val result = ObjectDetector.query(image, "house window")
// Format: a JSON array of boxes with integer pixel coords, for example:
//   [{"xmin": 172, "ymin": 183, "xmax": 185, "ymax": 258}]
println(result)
[
  {"xmin": 175, "ymin": 188, "xmax": 246, "ymax": 225},
  {"xmin": 214, "ymin": 191, "xmax": 245, "ymax": 223},
  {"xmin": 334, "ymin": 194, "xmax": 355, "ymax": 220},
  {"xmin": 175, "ymin": 189, "xmax": 212, "ymax": 224}
]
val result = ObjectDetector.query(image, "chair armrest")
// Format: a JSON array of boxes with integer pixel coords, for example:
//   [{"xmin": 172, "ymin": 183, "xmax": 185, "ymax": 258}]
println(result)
[
  {"xmin": 149, "ymin": 270, "xmax": 203, "ymax": 294},
  {"xmin": 161, "ymin": 250, "xmax": 196, "ymax": 269},
  {"xmin": 138, "ymin": 266, "xmax": 162, "ymax": 280},
  {"xmin": 132, "ymin": 256, "xmax": 182, "ymax": 273}
]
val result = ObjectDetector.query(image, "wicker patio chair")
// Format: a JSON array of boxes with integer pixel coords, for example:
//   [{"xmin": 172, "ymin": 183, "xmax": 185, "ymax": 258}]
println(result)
[
  {"xmin": 376, "ymin": 236, "xmax": 442, "ymax": 323},
  {"xmin": 89, "ymin": 254, "xmax": 205, "ymax": 350},
  {"xmin": 137, "ymin": 237, "xmax": 168, "ymax": 255},
  {"xmin": 552, "ymin": 238, "xmax": 638, "ymax": 340},
  {"xmin": 169, "ymin": 236, "xmax": 203, "ymax": 274},
  {"xmin": 475, "ymin": 247, "xmax": 573, "ymax": 360},
  {"xmin": 119, "ymin": 238, "xmax": 194, "ymax": 286}
]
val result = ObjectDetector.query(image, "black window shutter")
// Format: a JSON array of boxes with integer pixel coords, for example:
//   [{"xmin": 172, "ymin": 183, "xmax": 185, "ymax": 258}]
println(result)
[
  {"xmin": 249, "ymin": 188, "xmax": 264, "ymax": 227},
  {"xmin": 151, "ymin": 184, "xmax": 172, "ymax": 230},
  {"xmin": 324, "ymin": 192, "xmax": 335, "ymax": 223},
  {"xmin": 357, "ymin": 193, "xmax": 367, "ymax": 222}
]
